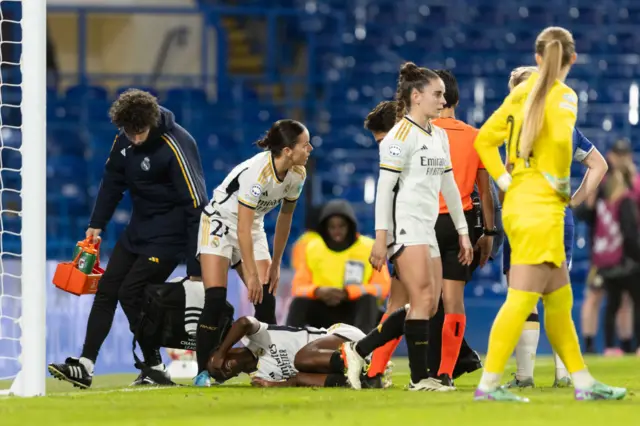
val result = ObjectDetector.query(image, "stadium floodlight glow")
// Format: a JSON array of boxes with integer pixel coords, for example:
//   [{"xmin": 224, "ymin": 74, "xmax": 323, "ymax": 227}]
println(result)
[
  {"xmin": 474, "ymin": 79, "xmax": 485, "ymax": 106},
  {"xmin": 629, "ymin": 83, "xmax": 638, "ymax": 125},
  {"xmin": 364, "ymin": 176, "xmax": 375, "ymax": 205}
]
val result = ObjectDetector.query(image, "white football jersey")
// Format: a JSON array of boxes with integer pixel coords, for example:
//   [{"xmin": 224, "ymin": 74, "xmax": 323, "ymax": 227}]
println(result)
[
  {"xmin": 212, "ymin": 152, "xmax": 306, "ymax": 229},
  {"xmin": 378, "ymin": 116, "xmax": 452, "ymax": 244},
  {"xmin": 241, "ymin": 322, "xmax": 327, "ymax": 381}
]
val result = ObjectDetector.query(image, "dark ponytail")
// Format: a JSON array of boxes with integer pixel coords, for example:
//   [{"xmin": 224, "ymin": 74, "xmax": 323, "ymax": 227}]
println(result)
[
  {"xmin": 256, "ymin": 119, "xmax": 307, "ymax": 156},
  {"xmin": 395, "ymin": 62, "xmax": 440, "ymax": 121}
]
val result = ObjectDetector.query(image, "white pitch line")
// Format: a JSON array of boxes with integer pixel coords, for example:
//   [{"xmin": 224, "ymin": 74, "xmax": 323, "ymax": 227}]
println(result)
[{"xmin": 0, "ymin": 385, "xmax": 181, "ymax": 399}]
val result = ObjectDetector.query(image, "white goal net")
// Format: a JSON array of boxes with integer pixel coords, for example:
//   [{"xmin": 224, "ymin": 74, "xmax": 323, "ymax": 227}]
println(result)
[{"xmin": 0, "ymin": 0, "xmax": 46, "ymax": 397}]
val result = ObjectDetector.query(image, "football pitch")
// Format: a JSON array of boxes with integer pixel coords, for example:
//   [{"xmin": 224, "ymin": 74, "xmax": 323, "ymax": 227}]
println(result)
[{"xmin": 1, "ymin": 356, "xmax": 637, "ymax": 425}]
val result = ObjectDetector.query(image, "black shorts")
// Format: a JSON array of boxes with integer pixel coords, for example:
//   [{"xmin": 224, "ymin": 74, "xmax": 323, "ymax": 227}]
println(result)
[{"xmin": 434, "ymin": 210, "xmax": 481, "ymax": 282}]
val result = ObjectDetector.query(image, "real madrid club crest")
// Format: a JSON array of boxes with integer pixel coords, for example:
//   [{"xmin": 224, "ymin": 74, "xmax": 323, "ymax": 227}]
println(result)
[
  {"xmin": 141, "ymin": 156, "xmax": 151, "ymax": 171},
  {"xmin": 212, "ymin": 236, "xmax": 220, "ymax": 248}
]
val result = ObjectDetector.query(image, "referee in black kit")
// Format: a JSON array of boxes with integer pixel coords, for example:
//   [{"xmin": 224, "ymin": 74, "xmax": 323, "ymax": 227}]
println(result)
[{"xmin": 48, "ymin": 89, "xmax": 207, "ymax": 389}]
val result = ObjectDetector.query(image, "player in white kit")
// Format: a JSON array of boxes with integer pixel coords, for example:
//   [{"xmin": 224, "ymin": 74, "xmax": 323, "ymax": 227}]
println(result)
[
  {"xmin": 207, "ymin": 316, "xmax": 366, "ymax": 387},
  {"xmin": 343, "ymin": 63, "xmax": 473, "ymax": 391},
  {"xmin": 194, "ymin": 119, "xmax": 312, "ymax": 387}
]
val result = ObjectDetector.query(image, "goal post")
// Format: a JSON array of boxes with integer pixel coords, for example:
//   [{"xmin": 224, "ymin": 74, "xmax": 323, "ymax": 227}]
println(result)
[{"xmin": 0, "ymin": 0, "xmax": 47, "ymax": 397}]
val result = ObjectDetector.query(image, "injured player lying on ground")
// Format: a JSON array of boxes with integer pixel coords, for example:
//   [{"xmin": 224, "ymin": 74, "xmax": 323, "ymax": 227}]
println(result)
[{"xmin": 207, "ymin": 316, "xmax": 391, "ymax": 388}]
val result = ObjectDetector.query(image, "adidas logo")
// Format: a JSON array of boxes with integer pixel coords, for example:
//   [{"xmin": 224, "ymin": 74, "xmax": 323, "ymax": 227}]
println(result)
[
  {"xmin": 121, "ymin": 148, "xmax": 126, "ymax": 157},
  {"xmin": 399, "ymin": 229, "xmax": 407, "ymax": 235},
  {"xmin": 420, "ymin": 145, "xmax": 428, "ymax": 150},
  {"xmin": 263, "ymin": 190, "xmax": 269, "ymax": 197}
]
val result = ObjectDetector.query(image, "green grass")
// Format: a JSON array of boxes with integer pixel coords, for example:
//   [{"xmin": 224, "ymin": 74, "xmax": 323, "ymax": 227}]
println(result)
[{"xmin": 1, "ymin": 356, "xmax": 638, "ymax": 425}]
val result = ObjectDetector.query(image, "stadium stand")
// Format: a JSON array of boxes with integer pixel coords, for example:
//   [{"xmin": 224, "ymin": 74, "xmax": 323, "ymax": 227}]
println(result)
[{"xmin": 36, "ymin": 0, "xmax": 639, "ymax": 293}]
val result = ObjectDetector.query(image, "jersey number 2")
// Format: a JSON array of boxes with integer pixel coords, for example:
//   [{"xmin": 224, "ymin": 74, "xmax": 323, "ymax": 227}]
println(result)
[
  {"xmin": 210, "ymin": 220, "xmax": 230, "ymax": 238},
  {"xmin": 506, "ymin": 115, "xmax": 531, "ymax": 164}
]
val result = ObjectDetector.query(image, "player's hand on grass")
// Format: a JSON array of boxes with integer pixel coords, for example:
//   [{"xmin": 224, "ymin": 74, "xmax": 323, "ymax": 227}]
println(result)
[
  {"xmin": 86, "ymin": 227, "xmax": 102, "ymax": 243},
  {"xmin": 458, "ymin": 234, "xmax": 474, "ymax": 266},
  {"xmin": 474, "ymin": 235, "xmax": 493, "ymax": 267},
  {"xmin": 266, "ymin": 262, "xmax": 280, "ymax": 294},
  {"xmin": 209, "ymin": 350, "xmax": 225, "ymax": 373},
  {"xmin": 246, "ymin": 274, "xmax": 263, "ymax": 304},
  {"xmin": 369, "ymin": 238, "xmax": 388, "ymax": 272}
]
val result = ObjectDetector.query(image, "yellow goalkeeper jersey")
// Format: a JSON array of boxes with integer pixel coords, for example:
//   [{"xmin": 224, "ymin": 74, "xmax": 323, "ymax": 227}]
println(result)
[{"xmin": 474, "ymin": 71, "xmax": 578, "ymax": 201}]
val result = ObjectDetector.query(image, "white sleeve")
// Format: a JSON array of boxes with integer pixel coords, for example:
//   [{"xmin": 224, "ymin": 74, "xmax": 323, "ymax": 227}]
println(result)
[
  {"xmin": 379, "ymin": 129, "xmax": 411, "ymax": 173},
  {"xmin": 439, "ymin": 130, "xmax": 468, "ymax": 235},
  {"xmin": 241, "ymin": 321, "xmax": 270, "ymax": 356},
  {"xmin": 375, "ymin": 169, "xmax": 400, "ymax": 231},
  {"xmin": 285, "ymin": 168, "xmax": 306, "ymax": 202},
  {"xmin": 237, "ymin": 160, "xmax": 267, "ymax": 210},
  {"xmin": 375, "ymin": 132, "xmax": 409, "ymax": 230}
]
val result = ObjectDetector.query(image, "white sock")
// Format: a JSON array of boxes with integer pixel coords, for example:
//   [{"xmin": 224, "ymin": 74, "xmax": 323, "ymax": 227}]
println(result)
[
  {"xmin": 79, "ymin": 357, "xmax": 95, "ymax": 375},
  {"xmin": 553, "ymin": 352, "xmax": 569, "ymax": 379},
  {"xmin": 515, "ymin": 324, "xmax": 539, "ymax": 380},
  {"xmin": 478, "ymin": 372, "xmax": 502, "ymax": 392},
  {"xmin": 151, "ymin": 363, "xmax": 166, "ymax": 372},
  {"xmin": 571, "ymin": 368, "xmax": 596, "ymax": 389}
]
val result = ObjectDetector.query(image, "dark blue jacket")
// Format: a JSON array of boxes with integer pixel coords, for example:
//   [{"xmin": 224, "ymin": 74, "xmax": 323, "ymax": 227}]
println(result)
[{"xmin": 89, "ymin": 107, "xmax": 207, "ymax": 276}]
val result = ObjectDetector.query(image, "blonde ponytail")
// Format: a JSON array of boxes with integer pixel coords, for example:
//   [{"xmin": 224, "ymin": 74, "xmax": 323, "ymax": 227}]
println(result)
[{"xmin": 519, "ymin": 40, "xmax": 563, "ymax": 160}]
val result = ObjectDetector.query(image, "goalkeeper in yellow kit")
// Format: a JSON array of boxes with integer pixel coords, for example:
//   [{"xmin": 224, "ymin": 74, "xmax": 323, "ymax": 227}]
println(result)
[{"xmin": 473, "ymin": 26, "xmax": 626, "ymax": 402}]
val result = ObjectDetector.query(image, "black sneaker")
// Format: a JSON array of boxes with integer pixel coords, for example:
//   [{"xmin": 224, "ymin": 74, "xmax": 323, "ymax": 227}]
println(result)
[
  {"xmin": 48, "ymin": 357, "xmax": 92, "ymax": 389},
  {"xmin": 361, "ymin": 373, "xmax": 384, "ymax": 389},
  {"xmin": 436, "ymin": 373, "xmax": 454, "ymax": 388},
  {"xmin": 452, "ymin": 351, "xmax": 483, "ymax": 380},
  {"xmin": 130, "ymin": 364, "xmax": 177, "ymax": 387}
]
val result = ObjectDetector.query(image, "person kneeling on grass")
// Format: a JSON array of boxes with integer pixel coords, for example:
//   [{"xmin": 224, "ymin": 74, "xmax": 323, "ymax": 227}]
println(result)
[{"xmin": 207, "ymin": 316, "xmax": 389, "ymax": 388}]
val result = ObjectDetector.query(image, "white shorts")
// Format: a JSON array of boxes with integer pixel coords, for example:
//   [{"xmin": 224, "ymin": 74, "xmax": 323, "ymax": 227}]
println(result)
[
  {"xmin": 387, "ymin": 242, "xmax": 440, "ymax": 261},
  {"xmin": 326, "ymin": 323, "xmax": 365, "ymax": 342},
  {"xmin": 386, "ymin": 216, "xmax": 439, "ymax": 260},
  {"xmin": 197, "ymin": 206, "xmax": 270, "ymax": 267}
]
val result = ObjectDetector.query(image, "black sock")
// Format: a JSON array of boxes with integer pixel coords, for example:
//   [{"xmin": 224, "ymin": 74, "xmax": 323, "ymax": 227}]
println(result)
[
  {"xmin": 405, "ymin": 319, "xmax": 430, "ymax": 383},
  {"xmin": 141, "ymin": 346, "xmax": 162, "ymax": 368},
  {"xmin": 324, "ymin": 373, "xmax": 348, "ymax": 387},
  {"xmin": 196, "ymin": 287, "xmax": 228, "ymax": 372},
  {"xmin": 254, "ymin": 284, "xmax": 276, "ymax": 324},
  {"xmin": 427, "ymin": 298, "xmax": 445, "ymax": 374},
  {"xmin": 355, "ymin": 306, "xmax": 407, "ymax": 358},
  {"xmin": 620, "ymin": 339, "xmax": 634, "ymax": 353},
  {"xmin": 584, "ymin": 336, "xmax": 595, "ymax": 353},
  {"xmin": 329, "ymin": 350, "xmax": 345, "ymax": 373}
]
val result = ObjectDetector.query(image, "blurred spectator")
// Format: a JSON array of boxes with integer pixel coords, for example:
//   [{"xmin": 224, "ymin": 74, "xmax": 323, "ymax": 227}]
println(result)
[
  {"xmin": 577, "ymin": 157, "xmax": 640, "ymax": 355},
  {"xmin": 577, "ymin": 139, "xmax": 636, "ymax": 353},
  {"xmin": 581, "ymin": 266, "xmax": 634, "ymax": 353},
  {"xmin": 287, "ymin": 199, "xmax": 390, "ymax": 332}
]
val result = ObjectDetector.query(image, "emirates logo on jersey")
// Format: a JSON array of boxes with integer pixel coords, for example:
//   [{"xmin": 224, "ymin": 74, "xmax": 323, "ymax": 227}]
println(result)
[{"xmin": 420, "ymin": 156, "xmax": 447, "ymax": 176}]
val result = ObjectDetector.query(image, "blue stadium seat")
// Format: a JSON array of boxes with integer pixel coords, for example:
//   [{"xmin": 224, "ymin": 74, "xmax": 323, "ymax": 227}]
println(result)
[
  {"xmin": 48, "ymin": 128, "xmax": 88, "ymax": 158},
  {"xmin": 165, "ymin": 88, "xmax": 208, "ymax": 105},
  {"xmin": 65, "ymin": 85, "xmax": 109, "ymax": 102},
  {"xmin": 116, "ymin": 86, "xmax": 160, "ymax": 98}
]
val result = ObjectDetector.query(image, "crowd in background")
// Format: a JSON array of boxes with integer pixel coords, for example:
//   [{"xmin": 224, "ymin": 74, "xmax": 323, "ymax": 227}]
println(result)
[{"xmin": 577, "ymin": 139, "xmax": 640, "ymax": 355}]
